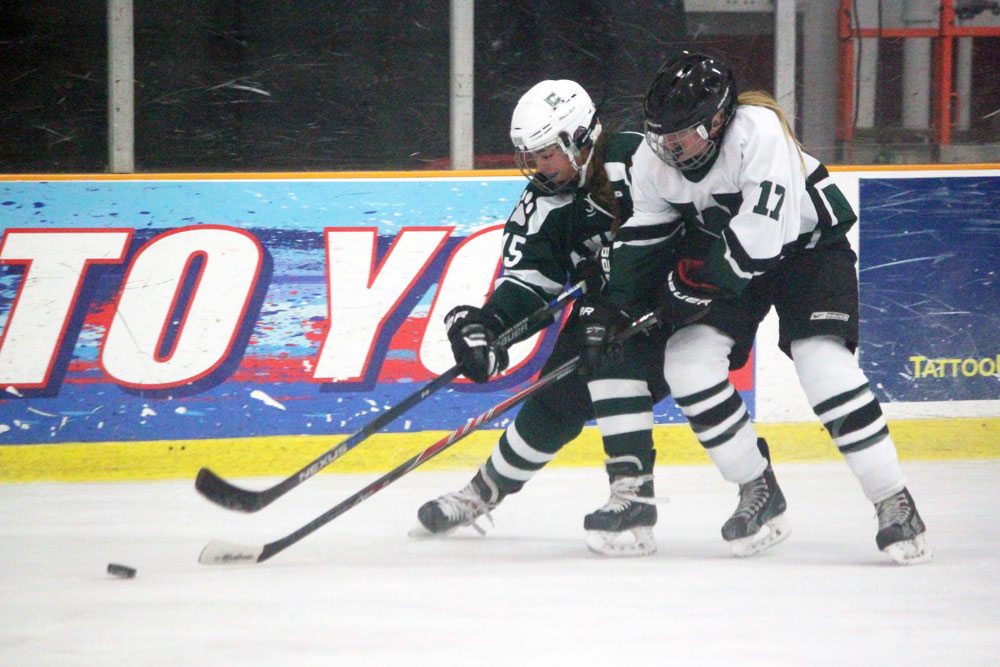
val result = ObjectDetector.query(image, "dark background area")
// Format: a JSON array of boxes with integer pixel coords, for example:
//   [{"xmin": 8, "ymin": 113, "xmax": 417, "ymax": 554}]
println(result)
[{"xmin": 1, "ymin": 1, "xmax": 996, "ymax": 173}]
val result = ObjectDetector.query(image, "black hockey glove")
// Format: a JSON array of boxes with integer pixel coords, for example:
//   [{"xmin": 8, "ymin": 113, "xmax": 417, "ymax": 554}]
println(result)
[
  {"xmin": 576, "ymin": 297, "xmax": 632, "ymax": 377},
  {"xmin": 662, "ymin": 258, "xmax": 719, "ymax": 328},
  {"xmin": 575, "ymin": 246, "xmax": 613, "ymax": 295},
  {"xmin": 445, "ymin": 305, "xmax": 510, "ymax": 384}
]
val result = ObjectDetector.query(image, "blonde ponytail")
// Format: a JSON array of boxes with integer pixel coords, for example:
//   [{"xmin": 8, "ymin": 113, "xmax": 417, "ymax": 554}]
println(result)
[{"xmin": 737, "ymin": 90, "xmax": 806, "ymax": 175}]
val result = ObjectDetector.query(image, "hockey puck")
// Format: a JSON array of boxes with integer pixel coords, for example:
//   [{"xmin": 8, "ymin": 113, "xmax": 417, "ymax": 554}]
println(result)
[{"xmin": 107, "ymin": 563, "xmax": 136, "ymax": 579}]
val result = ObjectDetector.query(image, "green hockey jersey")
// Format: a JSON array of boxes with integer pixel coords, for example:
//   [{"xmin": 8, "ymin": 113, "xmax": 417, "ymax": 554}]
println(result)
[{"xmin": 483, "ymin": 131, "xmax": 644, "ymax": 328}]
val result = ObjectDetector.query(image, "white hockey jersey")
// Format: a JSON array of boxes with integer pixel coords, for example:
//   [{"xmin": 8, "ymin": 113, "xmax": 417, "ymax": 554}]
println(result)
[{"xmin": 612, "ymin": 105, "xmax": 856, "ymax": 301}]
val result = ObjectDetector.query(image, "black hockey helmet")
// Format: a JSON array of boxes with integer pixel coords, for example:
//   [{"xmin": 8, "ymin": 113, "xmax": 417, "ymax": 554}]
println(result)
[{"xmin": 643, "ymin": 51, "xmax": 737, "ymax": 171}]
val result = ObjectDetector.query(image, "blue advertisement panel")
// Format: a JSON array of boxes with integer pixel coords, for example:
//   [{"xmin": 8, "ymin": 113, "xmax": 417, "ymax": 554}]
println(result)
[
  {"xmin": 859, "ymin": 176, "xmax": 1000, "ymax": 402},
  {"xmin": 1, "ymin": 177, "xmax": 717, "ymax": 445}
]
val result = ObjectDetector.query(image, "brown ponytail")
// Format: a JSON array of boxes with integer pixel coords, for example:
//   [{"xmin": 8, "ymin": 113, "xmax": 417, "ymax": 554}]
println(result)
[{"xmin": 583, "ymin": 134, "xmax": 622, "ymax": 231}]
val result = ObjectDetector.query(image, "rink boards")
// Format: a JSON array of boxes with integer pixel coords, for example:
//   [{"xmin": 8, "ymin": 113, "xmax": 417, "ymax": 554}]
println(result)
[{"xmin": 1, "ymin": 166, "xmax": 998, "ymax": 480}]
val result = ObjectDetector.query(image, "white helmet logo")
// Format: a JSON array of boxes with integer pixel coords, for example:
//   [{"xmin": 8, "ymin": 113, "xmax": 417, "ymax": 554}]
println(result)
[{"xmin": 544, "ymin": 92, "xmax": 563, "ymax": 108}]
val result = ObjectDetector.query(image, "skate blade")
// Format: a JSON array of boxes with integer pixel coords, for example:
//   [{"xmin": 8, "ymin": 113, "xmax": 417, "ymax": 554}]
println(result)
[
  {"xmin": 729, "ymin": 514, "xmax": 791, "ymax": 557},
  {"xmin": 406, "ymin": 521, "xmax": 488, "ymax": 539},
  {"xmin": 883, "ymin": 533, "xmax": 932, "ymax": 565},
  {"xmin": 407, "ymin": 525, "xmax": 440, "ymax": 539},
  {"xmin": 586, "ymin": 527, "xmax": 657, "ymax": 557}
]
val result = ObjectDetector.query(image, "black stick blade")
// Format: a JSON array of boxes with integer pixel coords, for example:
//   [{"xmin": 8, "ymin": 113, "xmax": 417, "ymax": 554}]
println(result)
[{"xmin": 195, "ymin": 467, "xmax": 268, "ymax": 513}]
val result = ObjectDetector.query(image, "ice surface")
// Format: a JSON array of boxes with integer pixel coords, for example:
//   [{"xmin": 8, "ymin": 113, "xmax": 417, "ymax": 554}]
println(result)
[{"xmin": 1, "ymin": 460, "xmax": 998, "ymax": 666}]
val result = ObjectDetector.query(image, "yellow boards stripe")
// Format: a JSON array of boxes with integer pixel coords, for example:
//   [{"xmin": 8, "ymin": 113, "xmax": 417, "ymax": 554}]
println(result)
[{"xmin": 1, "ymin": 418, "xmax": 998, "ymax": 483}]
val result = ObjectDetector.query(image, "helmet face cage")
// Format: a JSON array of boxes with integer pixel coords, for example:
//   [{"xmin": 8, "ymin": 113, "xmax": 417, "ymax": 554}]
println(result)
[
  {"xmin": 513, "ymin": 117, "xmax": 601, "ymax": 194},
  {"xmin": 643, "ymin": 119, "xmax": 718, "ymax": 171},
  {"xmin": 643, "ymin": 51, "xmax": 736, "ymax": 172},
  {"xmin": 510, "ymin": 80, "xmax": 602, "ymax": 193},
  {"xmin": 514, "ymin": 145, "xmax": 576, "ymax": 195}
]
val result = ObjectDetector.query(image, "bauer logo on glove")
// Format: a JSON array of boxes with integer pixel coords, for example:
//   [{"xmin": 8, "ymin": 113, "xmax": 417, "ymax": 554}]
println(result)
[
  {"xmin": 576, "ymin": 298, "xmax": 632, "ymax": 376},
  {"xmin": 445, "ymin": 306, "xmax": 510, "ymax": 383},
  {"xmin": 662, "ymin": 258, "xmax": 719, "ymax": 326},
  {"xmin": 666, "ymin": 271, "xmax": 712, "ymax": 307}
]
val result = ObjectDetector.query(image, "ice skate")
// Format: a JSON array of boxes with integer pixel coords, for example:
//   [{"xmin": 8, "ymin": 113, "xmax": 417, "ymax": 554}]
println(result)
[
  {"xmin": 412, "ymin": 467, "xmax": 503, "ymax": 537},
  {"xmin": 875, "ymin": 487, "xmax": 931, "ymax": 565},
  {"xmin": 584, "ymin": 454, "xmax": 658, "ymax": 557},
  {"xmin": 721, "ymin": 464, "xmax": 790, "ymax": 557}
]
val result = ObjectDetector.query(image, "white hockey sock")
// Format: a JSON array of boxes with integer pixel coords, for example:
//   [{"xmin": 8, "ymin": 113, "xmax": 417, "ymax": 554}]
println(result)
[
  {"xmin": 705, "ymin": 422, "xmax": 768, "ymax": 485},
  {"xmin": 792, "ymin": 336, "xmax": 907, "ymax": 501},
  {"xmin": 665, "ymin": 325, "xmax": 766, "ymax": 484},
  {"xmin": 843, "ymin": 440, "xmax": 906, "ymax": 503}
]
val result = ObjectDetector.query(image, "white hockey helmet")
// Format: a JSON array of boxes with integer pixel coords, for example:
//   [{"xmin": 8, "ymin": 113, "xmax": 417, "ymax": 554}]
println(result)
[{"xmin": 509, "ymin": 79, "xmax": 603, "ymax": 193}]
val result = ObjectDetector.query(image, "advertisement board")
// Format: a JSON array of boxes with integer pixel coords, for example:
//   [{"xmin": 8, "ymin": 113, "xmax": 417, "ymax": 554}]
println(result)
[
  {"xmin": 859, "ymin": 176, "xmax": 1000, "ymax": 403},
  {"xmin": 1, "ymin": 169, "xmax": 996, "ymax": 451}
]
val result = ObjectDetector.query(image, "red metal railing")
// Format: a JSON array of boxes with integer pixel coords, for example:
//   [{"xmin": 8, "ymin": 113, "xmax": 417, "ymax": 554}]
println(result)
[{"xmin": 838, "ymin": 0, "xmax": 1000, "ymax": 147}]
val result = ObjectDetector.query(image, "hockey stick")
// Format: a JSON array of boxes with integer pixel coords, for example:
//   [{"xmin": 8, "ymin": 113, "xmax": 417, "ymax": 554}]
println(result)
[
  {"xmin": 198, "ymin": 307, "xmax": 663, "ymax": 565},
  {"xmin": 194, "ymin": 280, "xmax": 587, "ymax": 513}
]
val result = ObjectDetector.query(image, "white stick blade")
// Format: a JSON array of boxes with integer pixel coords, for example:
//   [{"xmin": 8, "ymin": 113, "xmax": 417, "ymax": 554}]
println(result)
[{"xmin": 198, "ymin": 540, "xmax": 264, "ymax": 565}]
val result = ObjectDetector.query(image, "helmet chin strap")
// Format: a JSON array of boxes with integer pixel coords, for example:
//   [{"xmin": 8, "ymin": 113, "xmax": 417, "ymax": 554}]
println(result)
[
  {"xmin": 575, "ymin": 141, "xmax": 601, "ymax": 187},
  {"xmin": 565, "ymin": 119, "xmax": 602, "ymax": 188}
]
